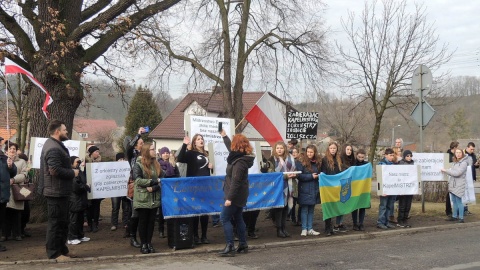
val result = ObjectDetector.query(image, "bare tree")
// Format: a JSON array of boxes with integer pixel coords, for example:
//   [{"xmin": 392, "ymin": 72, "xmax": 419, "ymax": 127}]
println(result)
[
  {"xmin": 135, "ymin": 0, "xmax": 330, "ymax": 129},
  {"xmin": 336, "ymin": 0, "xmax": 453, "ymax": 162},
  {"xmin": 0, "ymin": 0, "xmax": 181, "ymax": 139}
]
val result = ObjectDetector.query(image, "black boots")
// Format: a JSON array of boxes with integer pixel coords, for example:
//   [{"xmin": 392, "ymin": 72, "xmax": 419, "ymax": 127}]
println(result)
[
  {"xmin": 140, "ymin": 244, "xmax": 149, "ymax": 254},
  {"xmin": 130, "ymin": 235, "xmax": 141, "ymax": 248},
  {"xmin": 147, "ymin": 243, "xmax": 155, "ymax": 253},
  {"xmin": 219, "ymin": 244, "xmax": 235, "ymax": 257},
  {"xmin": 236, "ymin": 244, "xmax": 248, "ymax": 254},
  {"xmin": 277, "ymin": 228, "xmax": 286, "ymax": 238},
  {"xmin": 282, "ymin": 226, "xmax": 290, "ymax": 237}
]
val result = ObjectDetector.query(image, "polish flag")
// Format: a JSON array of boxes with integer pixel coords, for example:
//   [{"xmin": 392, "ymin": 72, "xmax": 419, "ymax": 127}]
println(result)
[
  {"xmin": 245, "ymin": 92, "xmax": 286, "ymax": 146},
  {"xmin": 4, "ymin": 57, "xmax": 53, "ymax": 119}
]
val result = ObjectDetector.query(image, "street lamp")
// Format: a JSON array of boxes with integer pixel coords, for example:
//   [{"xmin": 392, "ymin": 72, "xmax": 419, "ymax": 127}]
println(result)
[{"xmin": 391, "ymin": 125, "xmax": 401, "ymax": 147}]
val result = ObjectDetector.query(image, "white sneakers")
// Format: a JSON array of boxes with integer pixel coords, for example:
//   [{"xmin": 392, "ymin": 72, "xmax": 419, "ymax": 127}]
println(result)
[
  {"xmin": 67, "ymin": 239, "xmax": 81, "ymax": 245},
  {"xmin": 301, "ymin": 230, "xmax": 307, "ymax": 236},
  {"xmin": 307, "ymin": 229, "xmax": 320, "ymax": 236},
  {"xmin": 111, "ymin": 226, "xmax": 117, "ymax": 231},
  {"xmin": 79, "ymin": 237, "xmax": 90, "ymax": 242}
]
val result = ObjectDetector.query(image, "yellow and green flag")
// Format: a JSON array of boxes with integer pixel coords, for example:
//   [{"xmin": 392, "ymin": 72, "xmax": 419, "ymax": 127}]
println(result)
[{"xmin": 319, "ymin": 163, "xmax": 372, "ymax": 220}]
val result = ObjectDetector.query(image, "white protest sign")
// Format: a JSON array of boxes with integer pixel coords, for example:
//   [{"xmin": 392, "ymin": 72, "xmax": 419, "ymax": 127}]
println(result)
[
  {"xmin": 188, "ymin": 115, "xmax": 234, "ymax": 145},
  {"xmin": 30, "ymin": 137, "xmax": 86, "ymax": 169},
  {"xmin": 86, "ymin": 161, "xmax": 131, "ymax": 199},
  {"xmin": 211, "ymin": 141, "xmax": 261, "ymax": 176},
  {"xmin": 412, "ymin": 153, "xmax": 449, "ymax": 181},
  {"xmin": 462, "ymin": 165, "xmax": 476, "ymax": 205},
  {"xmin": 376, "ymin": 165, "xmax": 420, "ymax": 196}
]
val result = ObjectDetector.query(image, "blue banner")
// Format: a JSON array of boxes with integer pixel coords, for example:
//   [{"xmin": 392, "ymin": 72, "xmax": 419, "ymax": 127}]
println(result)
[{"xmin": 161, "ymin": 173, "xmax": 284, "ymax": 219}]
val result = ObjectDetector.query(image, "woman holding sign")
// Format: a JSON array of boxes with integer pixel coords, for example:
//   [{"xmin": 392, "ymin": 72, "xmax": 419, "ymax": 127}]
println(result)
[
  {"xmin": 268, "ymin": 141, "xmax": 297, "ymax": 238},
  {"xmin": 177, "ymin": 134, "xmax": 213, "ymax": 244},
  {"xmin": 441, "ymin": 149, "xmax": 468, "ymax": 223},
  {"xmin": 133, "ymin": 143, "xmax": 163, "ymax": 254}
]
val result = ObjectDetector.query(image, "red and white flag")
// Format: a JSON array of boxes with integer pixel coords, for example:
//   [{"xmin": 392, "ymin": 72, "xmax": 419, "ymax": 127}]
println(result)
[
  {"xmin": 245, "ymin": 92, "xmax": 286, "ymax": 146},
  {"xmin": 4, "ymin": 57, "xmax": 53, "ymax": 119}
]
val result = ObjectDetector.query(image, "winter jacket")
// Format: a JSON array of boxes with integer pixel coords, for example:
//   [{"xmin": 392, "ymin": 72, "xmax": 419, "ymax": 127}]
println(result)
[
  {"xmin": 70, "ymin": 166, "xmax": 90, "ymax": 212},
  {"xmin": 39, "ymin": 137, "xmax": 75, "ymax": 197},
  {"xmin": 222, "ymin": 136, "xmax": 255, "ymax": 208},
  {"xmin": 296, "ymin": 160, "xmax": 321, "ymax": 206},
  {"xmin": 7, "ymin": 157, "xmax": 28, "ymax": 210},
  {"xmin": 321, "ymin": 156, "xmax": 341, "ymax": 175},
  {"xmin": 445, "ymin": 156, "xmax": 468, "ymax": 198},
  {"xmin": 132, "ymin": 157, "xmax": 163, "ymax": 209},
  {"xmin": 378, "ymin": 157, "xmax": 394, "ymax": 166},
  {"xmin": 177, "ymin": 144, "xmax": 211, "ymax": 177},
  {"xmin": 464, "ymin": 150, "xmax": 478, "ymax": 181},
  {"xmin": 355, "ymin": 160, "xmax": 369, "ymax": 166},
  {"xmin": 0, "ymin": 153, "xmax": 17, "ymax": 203},
  {"xmin": 159, "ymin": 159, "xmax": 180, "ymax": 178}
]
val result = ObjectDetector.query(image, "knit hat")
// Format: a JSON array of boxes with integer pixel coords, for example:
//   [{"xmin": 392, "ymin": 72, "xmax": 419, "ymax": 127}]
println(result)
[
  {"xmin": 88, "ymin": 145, "xmax": 99, "ymax": 156},
  {"xmin": 159, "ymin": 147, "xmax": 170, "ymax": 155},
  {"xmin": 116, "ymin": 152, "xmax": 125, "ymax": 161},
  {"xmin": 403, "ymin": 150, "xmax": 413, "ymax": 159}
]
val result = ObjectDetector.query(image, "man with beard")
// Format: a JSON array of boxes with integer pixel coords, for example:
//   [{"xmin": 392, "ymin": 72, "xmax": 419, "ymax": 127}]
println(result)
[{"xmin": 39, "ymin": 120, "xmax": 79, "ymax": 261}]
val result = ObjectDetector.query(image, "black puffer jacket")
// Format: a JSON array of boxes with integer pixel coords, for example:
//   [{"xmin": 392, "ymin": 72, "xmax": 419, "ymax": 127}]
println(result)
[
  {"xmin": 39, "ymin": 138, "xmax": 75, "ymax": 197},
  {"xmin": 69, "ymin": 166, "xmax": 90, "ymax": 212},
  {"xmin": 0, "ymin": 154, "xmax": 17, "ymax": 203}
]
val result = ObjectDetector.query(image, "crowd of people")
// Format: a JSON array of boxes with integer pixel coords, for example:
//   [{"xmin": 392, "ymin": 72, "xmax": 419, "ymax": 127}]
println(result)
[{"xmin": 0, "ymin": 121, "xmax": 476, "ymax": 260}]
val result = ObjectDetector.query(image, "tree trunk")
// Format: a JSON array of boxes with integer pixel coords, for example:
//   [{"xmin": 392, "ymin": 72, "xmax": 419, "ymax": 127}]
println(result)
[
  {"xmin": 368, "ymin": 117, "xmax": 382, "ymax": 163},
  {"xmin": 414, "ymin": 181, "xmax": 449, "ymax": 202}
]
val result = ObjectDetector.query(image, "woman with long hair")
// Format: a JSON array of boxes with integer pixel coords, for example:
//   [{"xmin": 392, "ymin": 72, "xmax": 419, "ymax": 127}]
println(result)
[
  {"xmin": 441, "ymin": 149, "xmax": 468, "ymax": 223},
  {"xmin": 320, "ymin": 141, "xmax": 343, "ymax": 236},
  {"xmin": 133, "ymin": 143, "xmax": 163, "ymax": 254},
  {"xmin": 177, "ymin": 133, "xmax": 213, "ymax": 244},
  {"xmin": 218, "ymin": 131, "xmax": 255, "ymax": 256},
  {"xmin": 268, "ymin": 141, "xmax": 297, "ymax": 238},
  {"xmin": 296, "ymin": 145, "xmax": 321, "ymax": 236},
  {"xmin": 334, "ymin": 143, "xmax": 355, "ymax": 232},
  {"xmin": 157, "ymin": 147, "xmax": 179, "ymax": 238}
]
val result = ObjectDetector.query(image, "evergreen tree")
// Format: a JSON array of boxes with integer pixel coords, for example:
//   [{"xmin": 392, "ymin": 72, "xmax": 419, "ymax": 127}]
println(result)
[
  {"xmin": 448, "ymin": 108, "xmax": 470, "ymax": 140},
  {"xmin": 124, "ymin": 86, "xmax": 162, "ymax": 141}
]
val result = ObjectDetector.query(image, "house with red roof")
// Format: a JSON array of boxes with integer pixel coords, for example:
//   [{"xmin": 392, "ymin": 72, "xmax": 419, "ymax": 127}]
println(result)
[
  {"xmin": 149, "ymin": 90, "xmax": 291, "ymax": 152},
  {"xmin": 73, "ymin": 118, "xmax": 121, "ymax": 158}
]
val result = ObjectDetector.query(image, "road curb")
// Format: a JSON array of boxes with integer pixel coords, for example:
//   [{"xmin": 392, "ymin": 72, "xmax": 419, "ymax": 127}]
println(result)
[{"xmin": 2, "ymin": 221, "xmax": 479, "ymax": 265}]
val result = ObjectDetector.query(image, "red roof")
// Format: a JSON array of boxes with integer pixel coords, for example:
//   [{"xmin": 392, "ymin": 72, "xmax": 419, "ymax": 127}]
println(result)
[
  {"xmin": 73, "ymin": 118, "xmax": 118, "ymax": 142},
  {"xmin": 149, "ymin": 91, "xmax": 268, "ymax": 139}
]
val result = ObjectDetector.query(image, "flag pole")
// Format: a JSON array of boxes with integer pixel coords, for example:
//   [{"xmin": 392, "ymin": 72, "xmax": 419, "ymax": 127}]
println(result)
[
  {"xmin": 234, "ymin": 116, "xmax": 246, "ymax": 130},
  {"xmin": 2, "ymin": 62, "xmax": 10, "ymax": 148}
]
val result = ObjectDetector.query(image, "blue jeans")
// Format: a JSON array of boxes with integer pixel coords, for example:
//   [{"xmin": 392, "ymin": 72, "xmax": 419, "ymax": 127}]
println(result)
[
  {"xmin": 300, "ymin": 205, "xmax": 315, "ymax": 231},
  {"xmin": 451, "ymin": 193, "xmax": 464, "ymax": 220},
  {"xmin": 387, "ymin": 195, "xmax": 397, "ymax": 217},
  {"xmin": 221, "ymin": 204, "xmax": 247, "ymax": 246},
  {"xmin": 377, "ymin": 196, "xmax": 395, "ymax": 226},
  {"xmin": 335, "ymin": 215, "xmax": 344, "ymax": 225}
]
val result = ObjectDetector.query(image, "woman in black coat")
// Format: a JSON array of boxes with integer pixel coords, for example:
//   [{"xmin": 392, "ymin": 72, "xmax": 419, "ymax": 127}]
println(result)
[
  {"xmin": 218, "ymin": 131, "xmax": 255, "ymax": 257},
  {"xmin": 67, "ymin": 156, "xmax": 90, "ymax": 245}
]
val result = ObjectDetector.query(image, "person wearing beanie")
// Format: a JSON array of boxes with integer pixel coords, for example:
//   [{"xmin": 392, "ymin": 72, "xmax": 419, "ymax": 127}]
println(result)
[
  {"xmin": 67, "ymin": 156, "xmax": 90, "ymax": 245},
  {"xmin": 85, "ymin": 146, "xmax": 102, "ymax": 233},
  {"xmin": 397, "ymin": 150, "xmax": 414, "ymax": 227},
  {"xmin": 156, "ymin": 147, "xmax": 179, "ymax": 238},
  {"xmin": 111, "ymin": 152, "xmax": 131, "ymax": 233}
]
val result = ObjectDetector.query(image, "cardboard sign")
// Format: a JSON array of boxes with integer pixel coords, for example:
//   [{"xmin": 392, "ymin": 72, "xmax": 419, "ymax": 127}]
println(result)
[
  {"xmin": 210, "ymin": 141, "xmax": 261, "ymax": 176},
  {"xmin": 376, "ymin": 165, "xmax": 420, "ymax": 196},
  {"xmin": 30, "ymin": 137, "xmax": 86, "ymax": 169},
  {"xmin": 187, "ymin": 115, "xmax": 234, "ymax": 145},
  {"xmin": 86, "ymin": 161, "xmax": 131, "ymax": 199},
  {"xmin": 462, "ymin": 165, "xmax": 476, "ymax": 205},
  {"xmin": 411, "ymin": 153, "xmax": 449, "ymax": 181}
]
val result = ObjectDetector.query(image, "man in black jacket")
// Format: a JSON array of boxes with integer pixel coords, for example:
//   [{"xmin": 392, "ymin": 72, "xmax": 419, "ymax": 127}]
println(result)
[
  {"xmin": 0, "ymin": 146, "xmax": 16, "ymax": 252},
  {"xmin": 39, "ymin": 120, "xmax": 79, "ymax": 261}
]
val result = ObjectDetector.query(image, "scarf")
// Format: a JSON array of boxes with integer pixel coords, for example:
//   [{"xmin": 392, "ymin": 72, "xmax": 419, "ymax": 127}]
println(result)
[
  {"xmin": 159, "ymin": 159, "xmax": 175, "ymax": 177},
  {"xmin": 275, "ymin": 154, "xmax": 296, "ymax": 208}
]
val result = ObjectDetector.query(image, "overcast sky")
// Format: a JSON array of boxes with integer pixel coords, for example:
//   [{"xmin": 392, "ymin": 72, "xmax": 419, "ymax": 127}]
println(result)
[{"xmin": 324, "ymin": 0, "xmax": 480, "ymax": 77}]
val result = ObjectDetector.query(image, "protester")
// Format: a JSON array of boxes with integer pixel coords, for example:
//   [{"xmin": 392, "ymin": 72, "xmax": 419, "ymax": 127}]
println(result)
[
  {"xmin": 376, "ymin": 148, "xmax": 397, "ymax": 229},
  {"xmin": 351, "ymin": 149, "xmax": 369, "ymax": 231},
  {"xmin": 110, "ymin": 153, "xmax": 131, "ymax": 233},
  {"xmin": 296, "ymin": 145, "xmax": 321, "ymax": 236},
  {"xmin": 397, "ymin": 150, "xmax": 414, "ymax": 228},
  {"xmin": 0, "ymin": 137, "xmax": 5, "ymax": 155},
  {"xmin": 39, "ymin": 120, "xmax": 79, "ymax": 260},
  {"xmin": 463, "ymin": 142, "xmax": 478, "ymax": 215},
  {"xmin": 334, "ymin": 143, "xmax": 355, "ymax": 232},
  {"xmin": 289, "ymin": 147, "xmax": 301, "ymax": 226},
  {"xmin": 218, "ymin": 131, "xmax": 255, "ymax": 257},
  {"xmin": 441, "ymin": 149, "xmax": 468, "ymax": 223},
  {"xmin": 0, "ymin": 142, "xmax": 16, "ymax": 251},
  {"xmin": 133, "ymin": 143, "xmax": 163, "ymax": 254},
  {"xmin": 124, "ymin": 128, "xmax": 146, "ymax": 248},
  {"xmin": 268, "ymin": 141, "xmax": 296, "ymax": 238},
  {"xmin": 320, "ymin": 141, "xmax": 343, "ymax": 236},
  {"xmin": 287, "ymin": 139, "xmax": 298, "ymax": 154},
  {"xmin": 445, "ymin": 141, "xmax": 459, "ymax": 218},
  {"xmin": 3, "ymin": 142, "xmax": 28, "ymax": 241},
  {"xmin": 85, "ymin": 145, "xmax": 103, "ymax": 233},
  {"xmin": 157, "ymin": 146, "xmax": 179, "ymax": 237},
  {"xmin": 67, "ymin": 156, "xmax": 90, "ymax": 245},
  {"xmin": 17, "ymin": 153, "xmax": 32, "ymax": 238},
  {"xmin": 177, "ymin": 133, "xmax": 213, "ymax": 244}
]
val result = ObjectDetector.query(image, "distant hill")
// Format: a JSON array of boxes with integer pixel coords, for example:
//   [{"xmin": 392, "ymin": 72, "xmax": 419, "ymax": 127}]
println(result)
[{"xmin": 76, "ymin": 91, "xmax": 132, "ymax": 126}]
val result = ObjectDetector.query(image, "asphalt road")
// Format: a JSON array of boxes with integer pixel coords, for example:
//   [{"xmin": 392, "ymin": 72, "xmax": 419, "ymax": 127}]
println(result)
[{"xmin": 15, "ymin": 225, "xmax": 480, "ymax": 270}]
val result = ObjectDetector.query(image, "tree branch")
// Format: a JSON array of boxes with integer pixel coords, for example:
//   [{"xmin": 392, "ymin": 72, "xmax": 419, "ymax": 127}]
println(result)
[
  {"xmin": 0, "ymin": 6, "xmax": 36, "ymax": 60},
  {"xmin": 81, "ymin": 0, "xmax": 113, "ymax": 22}
]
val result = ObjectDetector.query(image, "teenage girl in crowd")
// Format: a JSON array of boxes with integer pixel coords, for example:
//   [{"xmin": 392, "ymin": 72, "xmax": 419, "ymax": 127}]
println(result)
[
  {"xmin": 441, "ymin": 148, "xmax": 468, "ymax": 223},
  {"xmin": 334, "ymin": 143, "xmax": 355, "ymax": 232},
  {"xmin": 352, "ymin": 149, "xmax": 369, "ymax": 231},
  {"xmin": 157, "ymin": 147, "xmax": 180, "ymax": 238},
  {"xmin": 289, "ymin": 147, "xmax": 301, "ymax": 226},
  {"xmin": 133, "ymin": 143, "xmax": 163, "ymax": 254},
  {"xmin": 177, "ymin": 133, "xmax": 213, "ymax": 244},
  {"xmin": 397, "ymin": 150, "xmax": 414, "ymax": 228},
  {"xmin": 268, "ymin": 141, "xmax": 296, "ymax": 238},
  {"xmin": 321, "ymin": 141, "xmax": 343, "ymax": 236},
  {"xmin": 296, "ymin": 145, "xmax": 321, "ymax": 236}
]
